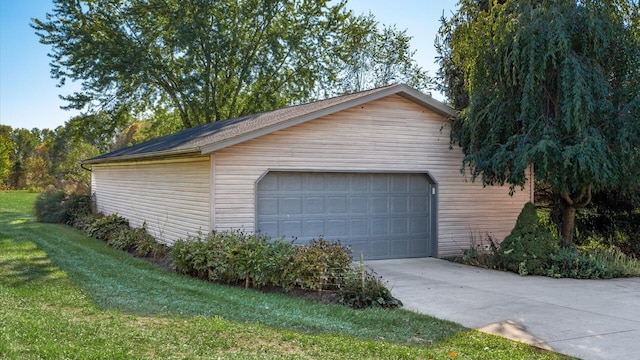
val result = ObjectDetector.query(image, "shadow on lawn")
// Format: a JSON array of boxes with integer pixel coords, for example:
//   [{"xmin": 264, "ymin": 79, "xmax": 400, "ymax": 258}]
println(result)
[{"xmin": 0, "ymin": 212, "xmax": 60, "ymax": 287}]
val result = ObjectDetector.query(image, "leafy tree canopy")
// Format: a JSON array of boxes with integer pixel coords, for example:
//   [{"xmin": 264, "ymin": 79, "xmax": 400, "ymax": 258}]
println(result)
[
  {"xmin": 436, "ymin": 0, "xmax": 640, "ymax": 244},
  {"xmin": 33, "ymin": 0, "xmax": 429, "ymax": 130}
]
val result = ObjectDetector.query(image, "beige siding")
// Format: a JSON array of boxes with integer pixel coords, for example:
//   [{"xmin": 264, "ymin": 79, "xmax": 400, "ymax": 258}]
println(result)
[
  {"xmin": 212, "ymin": 95, "xmax": 532, "ymax": 257},
  {"xmin": 91, "ymin": 157, "xmax": 211, "ymax": 245}
]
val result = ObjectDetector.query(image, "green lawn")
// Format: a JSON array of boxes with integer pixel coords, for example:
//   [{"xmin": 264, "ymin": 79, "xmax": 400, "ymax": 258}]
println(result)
[{"xmin": 0, "ymin": 191, "xmax": 573, "ymax": 359}]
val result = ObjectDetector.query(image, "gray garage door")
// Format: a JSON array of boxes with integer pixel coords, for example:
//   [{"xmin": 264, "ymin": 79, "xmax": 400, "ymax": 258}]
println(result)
[{"xmin": 256, "ymin": 172, "xmax": 436, "ymax": 260}]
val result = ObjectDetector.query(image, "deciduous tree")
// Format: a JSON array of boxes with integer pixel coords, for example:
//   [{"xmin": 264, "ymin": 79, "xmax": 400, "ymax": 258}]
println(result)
[{"xmin": 33, "ymin": 0, "xmax": 429, "ymax": 132}]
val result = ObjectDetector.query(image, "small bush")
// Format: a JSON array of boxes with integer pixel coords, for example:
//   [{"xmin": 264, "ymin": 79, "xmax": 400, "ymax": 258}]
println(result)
[
  {"xmin": 291, "ymin": 238, "xmax": 353, "ymax": 291},
  {"xmin": 134, "ymin": 226, "xmax": 168, "ymax": 259},
  {"xmin": 581, "ymin": 245, "xmax": 640, "ymax": 278},
  {"xmin": 339, "ymin": 269, "xmax": 402, "ymax": 309},
  {"xmin": 65, "ymin": 192, "xmax": 92, "ymax": 225},
  {"xmin": 499, "ymin": 202, "xmax": 557, "ymax": 276},
  {"xmin": 263, "ymin": 238, "xmax": 297, "ymax": 291},
  {"xmin": 34, "ymin": 190, "xmax": 69, "ymax": 223},
  {"xmin": 86, "ymin": 214, "xmax": 130, "ymax": 244},
  {"xmin": 547, "ymin": 247, "xmax": 607, "ymax": 279},
  {"xmin": 459, "ymin": 232, "xmax": 502, "ymax": 269}
]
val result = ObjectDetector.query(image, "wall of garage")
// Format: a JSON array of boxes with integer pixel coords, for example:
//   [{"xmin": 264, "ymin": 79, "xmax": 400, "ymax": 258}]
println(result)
[
  {"xmin": 212, "ymin": 95, "xmax": 532, "ymax": 257},
  {"xmin": 91, "ymin": 156, "xmax": 211, "ymax": 245}
]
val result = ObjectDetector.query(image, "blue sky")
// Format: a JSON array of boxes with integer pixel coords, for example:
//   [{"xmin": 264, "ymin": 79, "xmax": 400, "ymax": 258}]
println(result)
[{"xmin": 0, "ymin": 0, "xmax": 458, "ymax": 131}]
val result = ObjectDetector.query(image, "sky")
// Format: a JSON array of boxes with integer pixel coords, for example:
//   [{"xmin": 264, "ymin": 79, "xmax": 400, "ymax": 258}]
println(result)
[{"xmin": 0, "ymin": 0, "xmax": 458, "ymax": 131}]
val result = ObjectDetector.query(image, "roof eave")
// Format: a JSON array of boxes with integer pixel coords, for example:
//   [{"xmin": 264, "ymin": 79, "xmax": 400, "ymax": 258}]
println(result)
[{"xmin": 81, "ymin": 148, "xmax": 203, "ymax": 165}]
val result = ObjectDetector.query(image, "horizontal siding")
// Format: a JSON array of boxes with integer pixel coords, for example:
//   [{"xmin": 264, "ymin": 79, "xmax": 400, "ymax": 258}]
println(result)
[
  {"xmin": 91, "ymin": 157, "xmax": 211, "ymax": 245},
  {"xmin": 213, "ymin": 95, "xmax": 531, "ymax": 257}
]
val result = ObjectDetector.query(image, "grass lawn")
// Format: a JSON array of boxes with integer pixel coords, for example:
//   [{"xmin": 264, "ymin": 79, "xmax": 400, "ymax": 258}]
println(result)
[{"xmin": 0, "ymin": 191, "xmax": 573, "ymax": 359}]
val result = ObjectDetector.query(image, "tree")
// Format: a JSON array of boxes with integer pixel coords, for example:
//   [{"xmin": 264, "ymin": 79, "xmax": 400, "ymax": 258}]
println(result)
[
  {"xmin": 8, "ymin": 128, "xmax": 42, "ymax": 189},
  {"xmin": 0, "ymin": 126, "xmax": 13, "ymax": 187},
  {"xmin": 335, "ymin": 14, "xmax": 430, "ymax": 94},
  {"xmin": 33, "ymin": 0, "xmax": 429, "ymax": 132},
  {"xmin": 436, "ymin": 0, "xmax": 640, "ymax": 245}
]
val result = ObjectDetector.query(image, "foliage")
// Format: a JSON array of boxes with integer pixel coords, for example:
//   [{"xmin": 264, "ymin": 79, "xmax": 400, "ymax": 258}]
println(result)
[
  {"xmin": 34, "ymin": 189, "xmax": 69, "ymax": 223},
  {"xmin": 458, "ymin": 232, "xmax": 502, "ymax": 269},
  {"xmin": 291, "ymin": 237, "xmax": 353, "ymax": 291},
  {"xmin": 547, "ymin": 247, "xmax": 608, "ymax": 279},
  {"xmin": 171, "ymin": 233, "xmax": 353, "ymax": 293},
  {"xmin": 34, "ymin": 187, "xmax": 93, "ymax": 225},
  {"xmin": 336, "ymin": 14, "xmax": 430, "ymax": 93},
  {"xmin": 135, "ymin": 231, "xmax": 168, "ymax": 259},
  {"xmin": 32, "ymin": 0, "xmax": 429, "ymax": 131},
  {"xmin": 339, "ymin": 268, "xmax": 402, "ymax": 309},
  {"xmin": 437, "ymin": 0, "xmax": 640, "ymax": 245},
  {"xmin": 64, "ymin": 191, "xmax": 93, "ymax": 225},
  {"xmin": 499, "ymin": 203, "xmax": 557, "ymax": 276},
  {"xmin": 86, "ymin": 213, "xmax": 130, "ymax": 244},
  {"xmin": 574, "ymin": 189, "xmax": 640, "ymax": 258},
  {"xmin": 0, "ymin": 193, "xmax": 569, "ymax": 360},
  {"xmin": 0, "ymin": 127, "xmax": 13, "ymax": 186},
  {"xmin": 455, "ymin": 204, "xmax": 640, "ymax": 279},
  {"xmin": 547, "ymin": 245, "xmax": 640, "ymax": 279},
  {"xmin": 2, "ymin": 124, "xmax": 101, "ymax": 190}
]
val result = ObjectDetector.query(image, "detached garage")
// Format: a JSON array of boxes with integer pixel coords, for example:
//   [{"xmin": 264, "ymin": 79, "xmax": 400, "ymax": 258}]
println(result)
[{"xmin": 83, "ymin": 84, "xmax": 533, "ymax": 259}]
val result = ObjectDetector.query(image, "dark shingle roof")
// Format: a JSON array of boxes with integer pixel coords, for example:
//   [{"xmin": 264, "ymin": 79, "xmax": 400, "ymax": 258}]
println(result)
[{"xmin": 83, "ymin": 84, "xmax": 455, "ymax": 164}]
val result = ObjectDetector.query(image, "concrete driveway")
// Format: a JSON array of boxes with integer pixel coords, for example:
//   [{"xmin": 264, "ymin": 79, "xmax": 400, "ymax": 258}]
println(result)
[{"xmin": 368, "ymin": 258, "xmax": 640, "ymax": 360}]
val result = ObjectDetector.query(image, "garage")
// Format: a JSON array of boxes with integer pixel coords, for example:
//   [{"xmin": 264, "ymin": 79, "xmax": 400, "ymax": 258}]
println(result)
[
  {"xmin": 256, "ymin": 171, "xmax": 437, "ymax": 259},
  {"xmin": 86, "ymin": 84, "xmax": 532, "ymax": 258}
]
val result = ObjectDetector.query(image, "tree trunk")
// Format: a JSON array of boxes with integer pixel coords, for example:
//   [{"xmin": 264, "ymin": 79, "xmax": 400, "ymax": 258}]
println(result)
[
  {"xmin": 560, "ymin": 185, "xmax": 593, "ymax": 247},
  {"xmin": 560, "ymin": 204, "xmax": 576, "ymax": 246}
]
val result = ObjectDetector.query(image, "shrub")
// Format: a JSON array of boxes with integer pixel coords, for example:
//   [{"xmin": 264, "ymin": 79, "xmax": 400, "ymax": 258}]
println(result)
[
  {"xmin": 86, "ymin": 214, "xmax": 130, "ymax": 244},
  {"xmin": 170, "ymin": 236, "xmax": 205, "ymax": 278},
  {"xmin": 459, "ymin": 232, "xmax": 502, "ymax": 269},
  {"xmin": 65, "ymin": 192, "xmax": 92, "ymax": 225},
  {"xmin": 34, "ymin": 189, "xmax": 69, "ymax": 223},
  {"xmin": 291, "ymin": 238, "xmax": 353, "ymax": 291},
  {"xmin": 134, "ymin": 226, "xmax": 168, "ymax": 259},
  {"xmin": 499, "ymin": 202, "xmax": 557, "ymax": 276},
  {"xmin": 263, "ymin": 238, "xmax": 297, "ymax": 291},
  {"xmin": 71, "ymin": 212, "xmax": 97, "ymax": 232},
  {"xmin": 580, "ymin": 244, "xmax": 640, "ymax": 278},
  {"xmin": 339, "ymin": 269, "xmax": 402, "ymax": 309},
  {"xmin": 110, "ymin": 223, "xmax": 161, "ymax": 254},
  {"xmin": 547, "ymin": 247, "xmax": 607, "ymax": 279},
  {"xmin": 34, "ymin": 188, "xmax": 93, "ymax": 225}
]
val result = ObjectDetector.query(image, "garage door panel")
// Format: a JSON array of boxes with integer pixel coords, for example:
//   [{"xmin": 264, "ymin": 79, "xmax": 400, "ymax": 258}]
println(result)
[
  {"xmin": 257, "ymin": 221, "xmax": 278, "ymax": 236},
  {"xmin": 328, "ymin": 197, "xmax": 347, "ymax": 213},
  {"xmin": 257, "ymin": 172, "xmax": 434, "ymax": 259},
  {"xmin": 283, "ymin": 220, "xmax": 302, "ymax": 237},
  {"xmin": 304, "ymin": 219, "xmax": 324, "ymax": 237},
  {"xmin": 391, "ymin": 240, "xmax": 410, "ymax": 256},
  {"xmin": 257, "ymin": 175, "xmax": 278, "ymax": 190},
  {"xmin": 350, "ymin": 197, "xmax": 368, "ymax": 213},
  {"xmin": 326, "ymin": 219, "xmax": 348, "ymax": 236},
  {"xmin": 258, "ymin": 198, "xmax": 279, "ymax": 215},
  {"xmin": 371, "ymin": 175, "xmax": 389, "ymax": 192},
  {"xmin": 282, "ymin": 174, "xmax": 303, "ymax": 190},
  {"xmin": 391, "ymin": 218, "xmax": 409, "ymax": 234},
  {"xmin": 371, "ymin": 197, "xmax": 389, "ymax": 213},
  {"xmin": 281, "ymin": 198, "xmax": 302, "ymax": 214},
  {"xmin": 391, "ymin": 196, "xmax": 408, "ymax": 212},
  {"xmin": 326, "ymin": 174, "xmax": 347, "ymax": 191}
]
